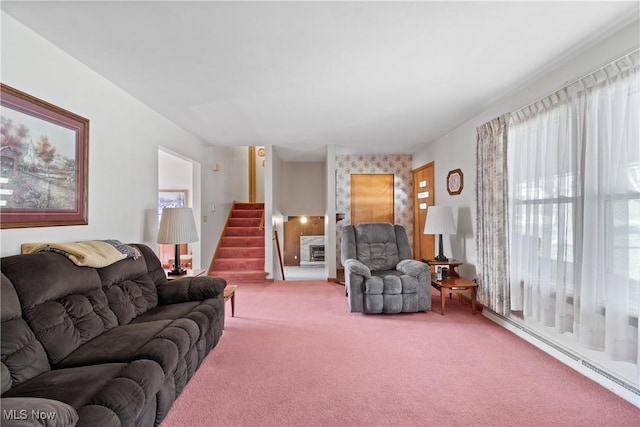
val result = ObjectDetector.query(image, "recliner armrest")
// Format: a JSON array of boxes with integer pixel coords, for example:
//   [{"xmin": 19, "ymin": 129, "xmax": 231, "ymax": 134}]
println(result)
[
  {"xmin": 343, "ymin": 259, "xmax": 371, "ymax": 279},
  {"xmin": 157, "ymin": 276, "xmax": 226, "ymax": 305},
  {"xmin": 396, "ymin": 259, "xmax": 430, "ymax": 277}
]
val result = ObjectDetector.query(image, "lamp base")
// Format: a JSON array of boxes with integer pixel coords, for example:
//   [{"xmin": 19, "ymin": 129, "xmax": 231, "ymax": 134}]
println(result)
[
  {"xmin": 434, "ymin": 234, "xmax": 448, "ymax": 262},
  {"xmin": 168, "ymin": 244, "xmax": 186, "ymax": 276}
]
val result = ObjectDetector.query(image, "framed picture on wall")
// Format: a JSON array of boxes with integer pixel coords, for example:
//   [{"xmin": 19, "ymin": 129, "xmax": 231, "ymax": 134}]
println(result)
[
  {"xmin": 447, "ymin": 168, "xmax": 464, "ymax": 195},
  {"xmin": 0, "ymin": 84, "xmax": 89, "ymax": 229}
]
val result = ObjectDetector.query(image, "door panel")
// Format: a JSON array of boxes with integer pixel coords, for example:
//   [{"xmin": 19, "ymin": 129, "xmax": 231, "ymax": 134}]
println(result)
[
  {"xmin": 413, "ymin": 163, "xmax": 435, "ymax": 261},
  {"xmin": 350, "ymin": 174, "xmax": 394, "ymax": 225}
]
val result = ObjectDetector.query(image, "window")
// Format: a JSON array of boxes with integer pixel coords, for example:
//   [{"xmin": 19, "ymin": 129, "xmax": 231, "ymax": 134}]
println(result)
[{"xmin": 507, "ymin": 50, "xmax": 639, "ymax": 370}]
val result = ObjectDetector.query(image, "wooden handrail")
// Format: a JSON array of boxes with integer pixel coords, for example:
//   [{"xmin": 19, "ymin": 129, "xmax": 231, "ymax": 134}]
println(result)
[{"xmin": 274, "ymin": 230, "xmax": 285, "ymax": 280}]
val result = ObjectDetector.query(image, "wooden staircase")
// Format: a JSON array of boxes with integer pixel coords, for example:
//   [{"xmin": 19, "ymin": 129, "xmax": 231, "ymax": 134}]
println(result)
[{"xmin": 208, "ymin": 202, "xmax": 266, "ymax": 283}]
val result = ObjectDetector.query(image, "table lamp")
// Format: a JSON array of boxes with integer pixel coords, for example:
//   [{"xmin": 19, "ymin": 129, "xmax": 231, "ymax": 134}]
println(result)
[
  {"xmin": 158, "ymin": 207, "xmax": 199, "ymax": 275},
  {"xmin": 424, "ymin": 205, "xmax": 456, "ymax": 262}
]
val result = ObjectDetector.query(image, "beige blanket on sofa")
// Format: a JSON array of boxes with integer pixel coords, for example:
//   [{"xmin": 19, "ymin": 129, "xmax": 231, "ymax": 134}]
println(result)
[{"xmin": 21, "ymin": 241, "xmax": 128, "ymax": 268}]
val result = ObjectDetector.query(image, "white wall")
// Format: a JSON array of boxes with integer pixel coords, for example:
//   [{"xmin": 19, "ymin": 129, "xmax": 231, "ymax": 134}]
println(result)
[
  {"xmin": 412, "ymin": 18, "xmax": 640, "ymax": 280},
  {"xmin": 197, "ymin": 145, "xmax": 252, "ymax": 271},
  {"xmin": 264, "ymin": 145, "xmax": 284, "ymax": 280},
  {"xmin": 158, "ymin": 149, "xmax": 192, "ymax": 200},
  {"xmin": 281, "ymin": 161, "xmax": 326, "ymax": 215},
  {"xmin": 0, "ymin": 13, "xmax": 219, "ymax": 259},
  {"xmin": 324, "ymin": 145, "xmax": 337, "ymax": 280}
]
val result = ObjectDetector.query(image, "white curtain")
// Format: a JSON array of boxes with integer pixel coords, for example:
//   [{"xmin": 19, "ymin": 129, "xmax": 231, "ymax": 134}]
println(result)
[{"xmin": 508, "ymin": 50, "xmax": 639, "ymax": 369}]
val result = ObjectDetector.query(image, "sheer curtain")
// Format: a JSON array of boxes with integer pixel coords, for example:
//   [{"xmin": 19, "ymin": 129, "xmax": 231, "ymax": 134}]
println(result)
[{"xmin": 508, "ymin": 50, "xmax": 639, "ymax": 371}]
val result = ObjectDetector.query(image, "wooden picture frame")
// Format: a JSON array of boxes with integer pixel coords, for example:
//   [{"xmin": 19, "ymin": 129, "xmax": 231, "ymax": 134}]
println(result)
[
  {"xmin": 0, "ymin": 84, "xmax": 89, "ymax": 228},
  {"xmin": 447, "ymin": 168, "xmax": 463, "ymax": 195}
]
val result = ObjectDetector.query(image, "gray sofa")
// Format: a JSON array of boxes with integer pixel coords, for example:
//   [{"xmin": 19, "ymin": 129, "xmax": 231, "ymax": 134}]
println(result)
[
  {"xmin": 1, "ymin": 243, "xmax": 226, "ymax": 427},
  {"xmin": 341, "ymin": 223, "xmax": 431, "ymax": 313}
]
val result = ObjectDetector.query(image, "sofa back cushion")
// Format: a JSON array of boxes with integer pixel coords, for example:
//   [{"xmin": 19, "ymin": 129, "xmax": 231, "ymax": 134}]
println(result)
[
  {"xmin": 97, "ymin": 250, "xmax": 159, "ymax": 325},
  {"xmin": 1, "ymin": 274, "xmax": 51, "ymax": 393},
  {"xmin": 1, "ymin": 253, "xmax": 119, "ymax": 365}
]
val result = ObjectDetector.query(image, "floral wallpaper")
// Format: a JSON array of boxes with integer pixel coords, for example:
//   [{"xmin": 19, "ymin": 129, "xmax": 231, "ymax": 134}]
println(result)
[{"xmin": 335, "ymin": 154, "xmax": 414, "ymax": 265}]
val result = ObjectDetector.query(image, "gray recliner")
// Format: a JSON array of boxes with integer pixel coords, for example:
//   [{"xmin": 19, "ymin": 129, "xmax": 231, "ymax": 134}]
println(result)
[{"xmin": 341, "ymin": 223, "xmax": 431, "ymax": 313}]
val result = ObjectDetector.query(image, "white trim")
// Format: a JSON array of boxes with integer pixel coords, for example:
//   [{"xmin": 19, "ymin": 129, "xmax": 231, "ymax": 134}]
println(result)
[{"xmin": 483, "ymin": 309, "xmax": 640, "ymax": 408}]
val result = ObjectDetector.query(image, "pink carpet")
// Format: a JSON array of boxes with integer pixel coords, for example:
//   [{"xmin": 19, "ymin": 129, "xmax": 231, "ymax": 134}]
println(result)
[{"xmin": 161, "ymin": 281, "xmax": 639, "ymax": 426}]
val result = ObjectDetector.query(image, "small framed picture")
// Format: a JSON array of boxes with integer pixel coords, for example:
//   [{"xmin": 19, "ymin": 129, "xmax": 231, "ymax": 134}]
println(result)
[{"xmin": 447, "ymin": 168, "xmax": 463, "ymax": 195}]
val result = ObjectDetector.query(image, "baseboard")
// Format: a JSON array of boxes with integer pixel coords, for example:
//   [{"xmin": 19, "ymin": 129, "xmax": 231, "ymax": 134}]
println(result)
[{"xmin": 483, "ymin": 308, "xmax": 640, "ymax": 408}]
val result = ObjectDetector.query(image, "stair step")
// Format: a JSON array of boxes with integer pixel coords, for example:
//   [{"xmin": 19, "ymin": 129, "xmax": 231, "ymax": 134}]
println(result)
[
  {"xmin": 232, "ymin": 210, "xmax": 263, "ymax": 219},
  {"xmin": 234, "ymin": 203, "xmax": 264, "ymax": 210},
  {"xmin": 229, "ymin": 217, "xmax": 261, "ymax": 227},
  {"xmin": 213, "ymin": 258, "xmax": 264, "ymax": 270},
  {"xmin": 221, "ymin": 236, "xmax": 264, "ymax": 247},
  {"xmin": 218, "ymin": 247, "xmax": 264, "ymax": 258},
  {"xmin": 225, "ymin": 227, "xmax": 263, "ymax": 237},
  {"xmin": 209, "ymin": 270, "xmax": 266, "ymax": 284}
]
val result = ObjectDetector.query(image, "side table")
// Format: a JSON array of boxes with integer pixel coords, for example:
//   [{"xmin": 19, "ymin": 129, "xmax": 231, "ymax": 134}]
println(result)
[
  {"xmin": 164, "ymin": 268, "xmax": 206, "ymax": 279},
  {"xmin": 423, "ymin": 259, "xmax": 463, "ymax": 278},
  {"xmin": 431, "ymin": 274, "xmax": 478, "ymax": 315},
  {"xmin": 224, "ymin": 285, "xmax": 237, "ymax": 317}
]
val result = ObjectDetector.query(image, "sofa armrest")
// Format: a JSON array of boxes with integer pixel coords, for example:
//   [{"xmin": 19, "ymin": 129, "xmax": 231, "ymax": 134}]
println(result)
[
  {"xmin": 157, "ymin": 276, "xmax": 226, "ymax": 305},
  {"xmin": 343, "ymin": 259, "xmax": 371, "ymax": 279},
  {"xmin": 396, "ymin": 259, "xmax": 430, "ymax": 277},
  {"xmin": 1, "ymin": 397, "xmax": 79, "ymax": 427}
]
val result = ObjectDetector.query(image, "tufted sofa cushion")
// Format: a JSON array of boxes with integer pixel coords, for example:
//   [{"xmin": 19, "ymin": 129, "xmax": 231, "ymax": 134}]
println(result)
[
  {"xmin": 1, "ymin": 274, "xmax": 51, "ymax": 394},
  {"xmin": 1, "ymin": 253, "xmax": 119, "ymax": 365},
  {"xmin": 97, "ymin": 255, "xmax": 159, "ymax": 325}
]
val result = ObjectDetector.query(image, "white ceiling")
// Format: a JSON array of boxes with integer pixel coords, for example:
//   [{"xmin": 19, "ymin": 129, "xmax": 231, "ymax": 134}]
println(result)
[{"xmin": 2, "ymin": 1, "xmax": 638, "ymax": 161}]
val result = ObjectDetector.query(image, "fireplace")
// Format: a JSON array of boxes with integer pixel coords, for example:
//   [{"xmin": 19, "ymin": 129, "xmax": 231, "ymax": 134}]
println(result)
[
  {"xmin": 310, "ymin": 245, "xmax": 325, "ymax": 262},
  {"xmin": 300, "ymin": 235, "xmax": 325, "ymax": 266}
]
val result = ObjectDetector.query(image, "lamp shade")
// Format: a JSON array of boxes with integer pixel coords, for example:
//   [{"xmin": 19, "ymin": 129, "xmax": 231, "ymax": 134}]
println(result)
[
  {"xmin": 158, "ymin": 207, "xmax": 199, "ymax": 244},
  {"xmin": 424, "ymin": 206, "xmax": 456, "ymax": 235}
]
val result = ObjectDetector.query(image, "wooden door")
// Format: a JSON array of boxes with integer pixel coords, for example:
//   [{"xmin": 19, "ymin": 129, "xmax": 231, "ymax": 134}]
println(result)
[
  {"xmin": 413, "ymin": 162, "xmax": 435, "ymax": 261},
  {"xmin": 350, "ymin": 174, "xmax": 394, "ymax": 225}
]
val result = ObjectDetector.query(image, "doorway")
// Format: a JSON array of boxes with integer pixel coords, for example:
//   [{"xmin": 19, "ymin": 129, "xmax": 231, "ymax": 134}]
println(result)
[
  {"xmin": 412, "ymin": 162, "xmax": 435, "ymax": 261},
  {"xmin": 350, "ymin": 174, "xmax": 394, "ymax": 224}
]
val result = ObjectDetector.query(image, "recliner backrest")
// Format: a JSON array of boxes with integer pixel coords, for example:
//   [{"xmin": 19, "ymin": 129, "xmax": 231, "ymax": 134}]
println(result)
[
  {"xmin": 1, "ymin": 273, "xmax": 51, "ymax": 393},
  {"xmin": 342, "ymin": 223, "xmax": 413, "ymax": 271}
]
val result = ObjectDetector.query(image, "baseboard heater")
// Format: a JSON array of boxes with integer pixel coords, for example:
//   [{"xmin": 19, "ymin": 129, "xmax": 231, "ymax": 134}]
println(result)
[{"xmin": 483, "ymin": 308, "xmax": 640, "ymax": 407}]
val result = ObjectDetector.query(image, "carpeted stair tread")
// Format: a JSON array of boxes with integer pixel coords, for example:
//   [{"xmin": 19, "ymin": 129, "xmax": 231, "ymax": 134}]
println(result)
[
  {"xmin": 234, "ymin": 203, "xmax": 264, "ymax": 210},
  {"xmin": 213, "ymin": 258, "xmax": 264, "ymax": 270},
  {"xmin": 225, "ymin": 227, "xmax": 263, "ymax": 237},
  {"xmin": 217, "ymin": 247, "xmax": 264, "ymax": 258},
  {"xmin": 209, "ymin": 270, "xmax": 266, "ymax": 283},
  {"xmin": 229, "ymin": 218, "xmax": 261, "ymax": 227},
  {"xmin": 232, "ymin": 210, "xmax": 263, "ymax": 218}
]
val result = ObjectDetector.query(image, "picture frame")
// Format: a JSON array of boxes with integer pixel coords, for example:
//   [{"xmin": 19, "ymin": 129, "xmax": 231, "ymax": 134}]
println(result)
[
  {"xmin": 158, "ymin": 189, "xmax": 188, "ymax": 218},
  {"xmin": 447, "ymin": 168, "xmax": 463, "ymax": 195},
  {"xmin": 0, "ymin": 84, "xmax": 89, "ymax": 228}
]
